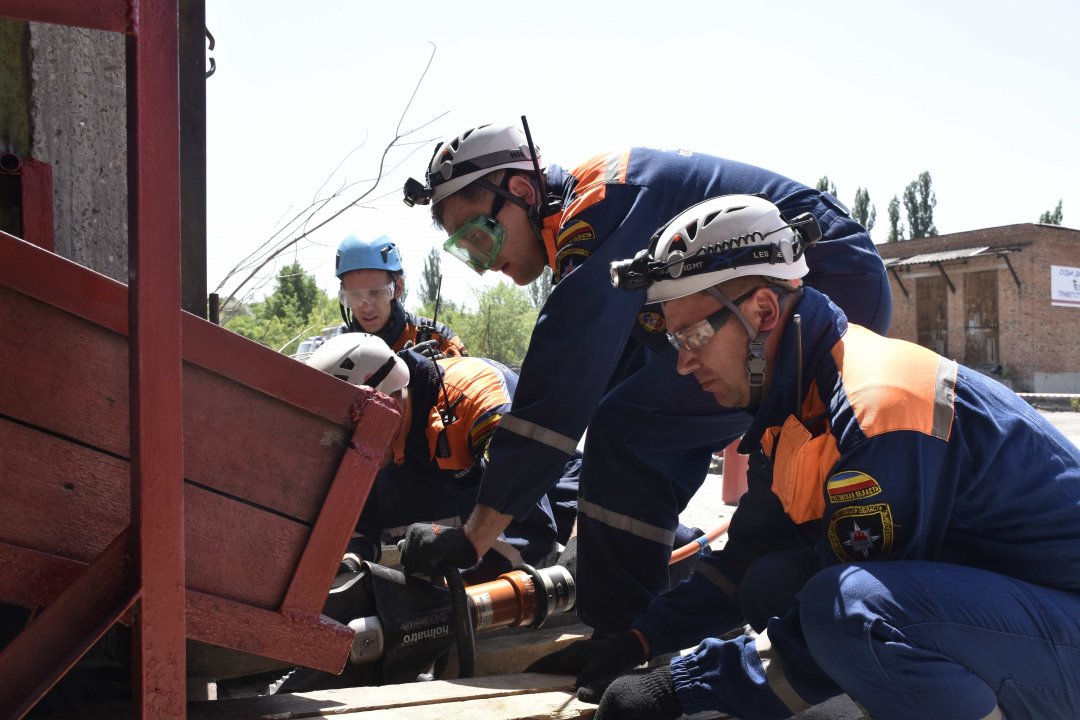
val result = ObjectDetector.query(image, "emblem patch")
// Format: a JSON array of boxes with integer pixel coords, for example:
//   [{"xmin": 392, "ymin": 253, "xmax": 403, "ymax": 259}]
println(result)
[
  {"xmin": 554, "ymin": 246, "xmax": 591, "ymax": 282},
  {"xmin": 826, "ymin": 470, "xmax": 882, "ymax": 503},
  {"xmin": 637, "ymin": 311, "xmax": 666, "ymax": 333},
  {"xmin": 556, "ymin": 220, "xmax": 596, "ymax": 249},
  {"xmin": 828, "ymin": 503, "xmax": 893, "ymax": 562}
]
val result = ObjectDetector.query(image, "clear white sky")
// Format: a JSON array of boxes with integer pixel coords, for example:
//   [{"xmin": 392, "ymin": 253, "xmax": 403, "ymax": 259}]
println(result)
[{"xmin": 205, "ymin": 0, "xmax": 1080, "ymax": 311}]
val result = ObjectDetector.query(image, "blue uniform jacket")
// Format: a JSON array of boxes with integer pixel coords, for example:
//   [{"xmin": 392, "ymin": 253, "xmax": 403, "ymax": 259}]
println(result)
[
  {"xmin": 479, "ymin": 148, "xmax": 889, "ymax": 519},
  {"xmin": 634, "ymin": 288, "xmax": 1080, "ymax": 718}
]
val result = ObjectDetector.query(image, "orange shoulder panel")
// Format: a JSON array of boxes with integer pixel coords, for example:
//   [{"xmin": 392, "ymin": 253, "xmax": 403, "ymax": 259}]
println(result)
[{"xmin": 831, "ymin": 325, "xmax": 956, "ymax": 440}]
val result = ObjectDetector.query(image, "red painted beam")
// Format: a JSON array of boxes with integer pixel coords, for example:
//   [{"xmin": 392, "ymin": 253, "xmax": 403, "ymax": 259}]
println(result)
[
  {"xmin": 0, "ymin": 0, "xmax": 133, "ymax": 34},
  {"xmin": 20, "ymin": 159, "xmax": 54, "ymax": 251},
  {"xmin": 186, "ymin": 591, "xmax": 354, "ymax": 675},
  {"xmin": 282, "ymin": 391, "xmax": 401, "ymax": 615},
  {"xmin": 126, "ymin": 0, "xmax": 186, "ymax": 716},
  {"xmin": 0, "ymin": 529, "xmax": 138, "ymax": 719}
]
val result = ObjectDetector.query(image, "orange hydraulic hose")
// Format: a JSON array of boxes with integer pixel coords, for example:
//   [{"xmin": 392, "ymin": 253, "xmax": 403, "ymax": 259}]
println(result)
[{"xmin": 669, "ymin": 518, "xmax": 731, "ymax": 565}]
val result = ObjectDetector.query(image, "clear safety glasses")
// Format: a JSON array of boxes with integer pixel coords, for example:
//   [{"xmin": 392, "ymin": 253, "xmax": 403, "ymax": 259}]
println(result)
[
  {"xmin": 666, "ymin": 287, "xmax": 760, "ymax": 352},
  {"xmin": 443, "ymin": 215, "xmax": 506, "ymax": 275},
  {"xmin": 338, "ymin": 282, "xmax": 395, "ymax": 307}
]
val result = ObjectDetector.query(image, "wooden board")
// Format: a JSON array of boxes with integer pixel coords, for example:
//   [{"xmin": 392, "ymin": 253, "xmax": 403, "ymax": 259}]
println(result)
[{"xmin": 188, "ymin": 673, "xmax": 592, "ymax": 720}]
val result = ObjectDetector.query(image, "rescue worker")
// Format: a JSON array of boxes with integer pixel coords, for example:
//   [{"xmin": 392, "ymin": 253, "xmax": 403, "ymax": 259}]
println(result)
[
  {"xmin": 533, "ymin": 195, "xmax": 1080, "ymax": 720},
  {"xmin": 396, "ymin": 121, "xmax": 893, "ymax": 633},
  {"xmin": 336, "ymin": 234, "xmax": 467, "ymax": 359},
  {"xmin": 307, "ymin": 332, "xmax": 577, "ymax": 583}
]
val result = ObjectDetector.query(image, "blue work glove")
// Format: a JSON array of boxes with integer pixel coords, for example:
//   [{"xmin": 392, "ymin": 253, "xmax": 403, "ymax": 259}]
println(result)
[
  {"xmin": 398, "ymin": 523, "xmax": 477, "ymax": 575},
  {"xmin": 594, "ymin": 665, "xmax": 682, "ymax": 720},
  {"xmin": 526, "ymin": 631, "xmax": 645, "ymax": 701}
]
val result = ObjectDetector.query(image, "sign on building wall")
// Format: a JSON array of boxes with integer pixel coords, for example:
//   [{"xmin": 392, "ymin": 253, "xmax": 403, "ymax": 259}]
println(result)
[{"xmin": 1051, "ymin": 265, "xmax": 1080, "ymax": 307}]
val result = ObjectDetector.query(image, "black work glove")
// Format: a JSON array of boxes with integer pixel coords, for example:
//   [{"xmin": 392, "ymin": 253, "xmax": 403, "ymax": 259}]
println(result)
[
  {"xmin": 594, "ymin": 665, "xmax": 682, "ymax": 720},
  {"xmin": 398, "ymin": 523, "xmax": 477, "ymax": 575},
  {"xmin": 407, "ymin": 339, "xmax": 445, "ymax": 361},
  {"xmin": 526, "ymin": 631, "xmax": 645, "ymax": 701},
  {"xmin": 557, "ymin": 535, "xmax": 578, "ymax": 580}
]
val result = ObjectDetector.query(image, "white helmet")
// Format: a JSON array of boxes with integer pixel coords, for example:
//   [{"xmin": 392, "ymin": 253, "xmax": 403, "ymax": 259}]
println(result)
[
  {"xmin": 306, "ymin": 332, "xmax": 409, "ymax": 395},
  {"xmin": 403, "ymin": 123, "xmax": 541, "ymax": 207},
  {"xmin": 610, "ymin": 194, "xmax": 818, "ymax": 304}
]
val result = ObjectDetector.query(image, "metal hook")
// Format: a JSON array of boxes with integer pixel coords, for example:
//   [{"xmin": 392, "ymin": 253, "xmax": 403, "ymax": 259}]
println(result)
[{"xmin": 205, "ymin": 27, "xmax": 216, "ymax": 78}]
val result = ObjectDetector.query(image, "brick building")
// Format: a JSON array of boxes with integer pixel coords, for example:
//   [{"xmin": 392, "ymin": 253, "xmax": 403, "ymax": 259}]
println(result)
[{"xmin": 875, "ymin": 223, "xmax": 1080, "ymax": 393}]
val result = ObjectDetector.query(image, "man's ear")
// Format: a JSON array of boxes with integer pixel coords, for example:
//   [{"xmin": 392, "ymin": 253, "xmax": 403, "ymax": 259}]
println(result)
[
  {"xmin": 753, "ymin": 287, "xmax": 782, "ymax": 333},
  {"xmin": 393, "ymin": 275, "xmax": 405, "ymax": 298},
  {"xmin": 506, "ymin": 173, "xmax": 536, "ymax": 205}
]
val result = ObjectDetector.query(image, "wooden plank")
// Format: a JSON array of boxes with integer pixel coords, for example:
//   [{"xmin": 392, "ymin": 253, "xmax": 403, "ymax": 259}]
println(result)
[
  {"xmin": 181, "ymin": 363, "xmax": 353, "ymax": 524},
  {"xmin": 442, "ymin": 624, "xmax": 588, "ymax": 679},
  {"xmin": 189, "ymin": 674, "xmax": 583, "ymax": 720},
  {"xmin": 0, "ymin": 283, "xmax": 131, "ymax": 456},
  {"xmin": 0, "ymin": 418, "xmax": 312, "ymax": 610},
  {"xmin": 0, "ymin": 232, "xmax": 367, "ymax": 423},
  {"xmin": 328, "ymin": 690, "xmax": 593, "ymax": 719},
  {"xmin": 185, "ymin": 591, "xmax": 352, "ymax": 674},
  {"xmin": 0, "ymin": 544, "xmax": 84, "ymax": 609},
  {"xmin": 0, "ymin": 284, "xmax": 354, "ymax": 524},
  {"xmin": 0, "ymin": 417, "xmax": 130, "ymax": 563}
]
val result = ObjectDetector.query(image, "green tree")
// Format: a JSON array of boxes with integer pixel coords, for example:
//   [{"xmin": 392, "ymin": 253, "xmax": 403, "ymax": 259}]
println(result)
[
  {"xmin": 887, "ymin": 195, "xmax": 904, "ymax": 242},
  {"xmin": 528, "ymin": 266, "xmax": 553, "ymax": 309},
  {"xmin": 419, "ymin": 247, "xmax": 443, "ymax": 306},
  {"xmin": 902, "ymin": 171, "xmax": 938, "ymax": 239},
  {"xmin": 225, "ymin": 263, "xmax": 338, "ymax": 355},
  {"xmin": 816, "ymin": 176, "xmax": 837, "ymax": 196},
  {"xmin": 1039, "ymin": 200, "xmax": 1064, "ymax": 225},
  {"xmin": 265, "ymin": 261, "xmax": 323, "ymax": 321},
  {"xmin": 852, "ymin": 187, "xmax": 877, "ymax": 233},
  {"xmin": 454, "ymin": 282, "xmax": 538, "ymax": 367}
]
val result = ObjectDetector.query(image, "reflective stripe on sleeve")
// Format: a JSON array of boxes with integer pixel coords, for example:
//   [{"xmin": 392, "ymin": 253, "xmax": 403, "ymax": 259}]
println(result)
[
  {"xmin": 497, "ymin": 414, "xmax": 579, "ymax": 455},
  {"xmin": 932, "ymin": 357, "xmax": 958, "ymax": 441},
  {"xmin": 754, "ymin": 628, "xmax": 810, "ymax": 715},
  {"xmin": 490, "ymin": 538, "xmax": 525, "ymax": 569},
  {"xmin": 577, "ymin": 498, "xmax": 677, "ymax": 546},
  {"xmin": 690, "ymin": 563, "xmax": 740, "ymax": 604}
]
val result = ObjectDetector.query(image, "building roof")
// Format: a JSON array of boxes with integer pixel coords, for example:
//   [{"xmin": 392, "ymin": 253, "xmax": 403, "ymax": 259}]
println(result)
[{"xmin": 882, "ymin": 245, "xmax": 992, "ymax": 267}]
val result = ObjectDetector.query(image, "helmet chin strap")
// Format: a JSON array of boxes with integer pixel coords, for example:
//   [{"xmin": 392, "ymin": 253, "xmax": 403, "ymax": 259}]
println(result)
[{"xmin": 705, "ymin": 284, "xmax": 802, "ymax": 408}]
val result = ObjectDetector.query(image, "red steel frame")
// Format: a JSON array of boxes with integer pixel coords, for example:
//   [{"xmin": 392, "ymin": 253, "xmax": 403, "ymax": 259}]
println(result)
[{"xmin": 0, "ymin": 1, "xmax": 186, "ymax": 717}]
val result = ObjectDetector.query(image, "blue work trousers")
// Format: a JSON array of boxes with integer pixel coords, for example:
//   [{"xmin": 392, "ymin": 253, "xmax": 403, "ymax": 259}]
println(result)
[{"xmin": 799, "ymin": 562, "xmax": 1080, "ymax": 719}]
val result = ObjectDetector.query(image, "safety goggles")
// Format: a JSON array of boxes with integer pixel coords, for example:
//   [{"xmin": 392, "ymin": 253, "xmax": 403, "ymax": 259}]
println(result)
[
  {"xmin": 443, "ymin": 215, "xmax": 506, "ymax": 275},
  {"xmin": 666, "ymin": 287, "xmax": 760, "ymax": 352},
  {"xmin": 338, "ymin": 282, "xmax": 394, "ymax": 307}
]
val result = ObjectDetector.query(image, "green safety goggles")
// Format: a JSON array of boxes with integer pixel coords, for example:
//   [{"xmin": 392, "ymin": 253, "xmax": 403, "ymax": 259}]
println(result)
[{"xmin": 443, "ymin": 215, "xmax": 506, "ymax": 275}]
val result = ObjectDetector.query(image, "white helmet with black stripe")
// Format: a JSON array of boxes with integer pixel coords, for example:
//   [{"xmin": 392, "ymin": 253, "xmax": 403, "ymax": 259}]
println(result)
[
  {"xmin": 612, "ymin": 194, "xmax": 818, "ymax": 304},
  {"xmin": 306, "ymin": 332, "xmax": 409, "ymax": 395}
]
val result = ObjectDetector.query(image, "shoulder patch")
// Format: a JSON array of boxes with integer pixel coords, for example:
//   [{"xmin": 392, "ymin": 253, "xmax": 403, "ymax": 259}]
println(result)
[
  {"xmin": 828, "ymin": 503, "xmax": 894, "ymax": 562},
  {"xmin": 556, "ymin": 219, "xmax": 596, "ymax": 249},
  {"xmin": 637, "ymin": 311, "xmax": 666, "ymax": 333},
  {"xmin": 554, "ymin": 246, "xmax": 591, "ymax": 283},
  {"xmin": 826, "ymin": 470, "xmax": 882, "ymax": 503}
]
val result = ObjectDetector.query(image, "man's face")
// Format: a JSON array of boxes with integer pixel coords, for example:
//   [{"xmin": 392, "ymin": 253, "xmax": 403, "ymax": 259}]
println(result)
[
  {"xmin": 438, "ymin": 184, "xmax": 547, "ymax": 286},
  {"xmin": 663, "ymin": 289, "xmax": 757, "ymax": 408},
  {"xmin": 340, "ymin": 269, "xmax": 399, "ymax": 333}
]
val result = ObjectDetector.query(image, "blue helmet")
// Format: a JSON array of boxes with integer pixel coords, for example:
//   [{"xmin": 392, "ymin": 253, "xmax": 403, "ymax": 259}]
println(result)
[{"xmin": 336, "ymin": 235, "xmax": 403, "ymax": 277}]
